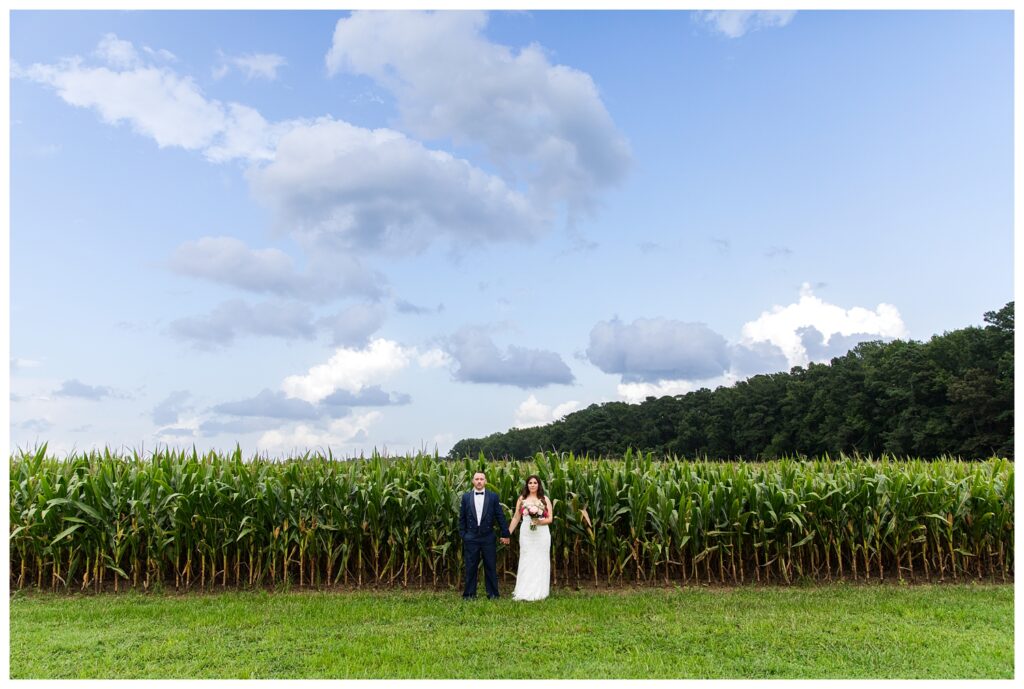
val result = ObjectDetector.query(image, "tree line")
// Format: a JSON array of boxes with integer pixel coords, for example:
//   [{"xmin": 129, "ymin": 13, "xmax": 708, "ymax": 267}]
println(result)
[{"xmin": 450, "ymin": 303, "xmax": 1014, "ymax": 460}]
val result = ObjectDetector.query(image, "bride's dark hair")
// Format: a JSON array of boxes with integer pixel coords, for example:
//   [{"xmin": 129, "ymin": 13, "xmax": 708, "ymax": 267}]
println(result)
[{"xmin": 520, "ymin": 474, "xmax": 546, "ymax": 501}]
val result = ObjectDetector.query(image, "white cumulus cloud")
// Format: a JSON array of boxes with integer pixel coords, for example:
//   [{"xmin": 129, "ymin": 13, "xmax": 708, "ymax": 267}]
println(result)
[
  {"xmin": 514, "ymin": 395, "xmax": 581, "ymax": 428},
  {"xmin": 740, "ymin": 283, "xmax": 908, "ymax": 368},
  {"xmin": 23, "ymin": 29, "xmax": 624, "ymax": 298},
  {"xmin": 203, "ymin": 103, "xmax": 299, "ymax": 163},
  {"xmin": 446, "ymin": 327, "xmax": 575, "ymax": 388},
  {"xmin": 257, "ymin": 412, "xmax": 383, "ymax": 453},
  {"xmin": 326, "ymin": 10, "xmax": 630, "ymax": 213},
  {"xmin": 417, "ymin": 348, "xmax": 453, "ymax": 369},
  {"xmin": 281, "ymin": 338, "xmax": 446, "ymax": 404},
  {"xmin": 604, "ymin": 284, "xmax": 907, "ymax": 402},
  {"xmin": 247, "ymin": 117, "xmax": 543, "ymax": 255},
  {"xmin": 95, "ymin": 33, "xmax": 141, "ymax": 68},
  {"xmin": 617, "ymin": 375, "xmax": 738, "ymax": 404},
  {"xmin": 587, "ymin": 318, "xmax": 730, "ymax": 383}
]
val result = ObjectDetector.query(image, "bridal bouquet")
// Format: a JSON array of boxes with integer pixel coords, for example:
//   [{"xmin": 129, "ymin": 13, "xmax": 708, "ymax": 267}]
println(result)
[{"xmin": 523, "ymin": 504, "xmax": 546, "ymax": 531}]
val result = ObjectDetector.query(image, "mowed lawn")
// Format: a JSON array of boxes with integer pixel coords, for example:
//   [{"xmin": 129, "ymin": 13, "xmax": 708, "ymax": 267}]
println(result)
[{"xmin": 9, "ymin": 583, "xmax": 1013, "ymax": 679}]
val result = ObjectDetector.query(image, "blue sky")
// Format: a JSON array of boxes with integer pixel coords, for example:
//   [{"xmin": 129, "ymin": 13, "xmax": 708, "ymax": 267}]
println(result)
[{"xmin": 8, "ymin": 10, "xmax": 1014, "ymax": 456}]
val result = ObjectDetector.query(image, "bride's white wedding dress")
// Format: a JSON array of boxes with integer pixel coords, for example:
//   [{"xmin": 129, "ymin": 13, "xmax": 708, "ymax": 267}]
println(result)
[{"xmin": 512, "ymin": 510, "xmax": 550, "ymax": 601}]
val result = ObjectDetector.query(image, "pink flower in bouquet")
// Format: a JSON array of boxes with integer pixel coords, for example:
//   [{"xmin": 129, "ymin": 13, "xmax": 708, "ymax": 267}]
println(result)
[{"xmin": 523, "ymin": 503, "xmax": 546, "ymax": 531}]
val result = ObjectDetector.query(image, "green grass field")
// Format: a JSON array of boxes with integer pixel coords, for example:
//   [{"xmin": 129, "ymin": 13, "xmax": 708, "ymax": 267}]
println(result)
[{"xmin": 9, "ymin": 583, "xmax": 1013, "ymax": 679}]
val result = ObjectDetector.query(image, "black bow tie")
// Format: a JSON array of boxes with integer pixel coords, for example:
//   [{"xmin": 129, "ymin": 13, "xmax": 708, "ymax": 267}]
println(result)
[{"xmin": 475, "ymin": 492, "xmax": 485, "ymax": 495}]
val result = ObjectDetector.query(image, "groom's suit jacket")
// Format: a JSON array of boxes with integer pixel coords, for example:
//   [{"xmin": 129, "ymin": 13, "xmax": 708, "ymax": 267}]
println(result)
[{"xmin": 459, "ymin": 489, "xmax": 510, "ymax": 541}]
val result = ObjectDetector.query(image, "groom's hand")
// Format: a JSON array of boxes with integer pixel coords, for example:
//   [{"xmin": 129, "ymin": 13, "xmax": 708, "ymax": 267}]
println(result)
[{"xmin": 500, "ymin": 538, "xmax": 510, "ymax": 544}]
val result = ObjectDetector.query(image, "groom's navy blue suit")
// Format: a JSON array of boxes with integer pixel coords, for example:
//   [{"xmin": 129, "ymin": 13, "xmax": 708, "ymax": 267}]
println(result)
[{"xmin": 459, "ymin": 489, "xmax": 510, "ymax": 599}]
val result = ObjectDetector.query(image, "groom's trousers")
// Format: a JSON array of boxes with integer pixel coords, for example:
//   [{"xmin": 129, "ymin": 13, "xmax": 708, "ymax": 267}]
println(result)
[{"xmin": 462, "ymin": 532, "xmax": 499, "ymax": 599}]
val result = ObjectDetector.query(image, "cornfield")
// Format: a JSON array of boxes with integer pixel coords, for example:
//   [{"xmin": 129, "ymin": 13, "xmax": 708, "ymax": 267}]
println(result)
[{"xmin": 9, "ymin": 446, "xmax": 1013, "ymax": 592}]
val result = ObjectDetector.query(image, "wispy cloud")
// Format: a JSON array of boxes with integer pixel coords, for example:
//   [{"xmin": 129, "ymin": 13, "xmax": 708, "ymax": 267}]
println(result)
[
  {"xmin": 696, "ymin": 11, "xmax": 797, "ymax": 39},
  {"xmin": 29, "ymin": 143, "xmax": 61, "ymax": 158},
  {"xmin": 10, "ymin": 357, "xmax": 42, "ymax": 373},
  {"xmin": 168, "ymin": 299, "xmax": 317, "ymax": 349},
  {"xmin": 20, "ymin": 35, "xmax": 299, "ymax": 163},
  {"xmin": 395, "ymin": 298, "xmax": 443, "ymax": 315},
  {"xmin": 53, "ymin": 379, "xmax": 118, "ymax": 400},
  {"xmin": 142, "ymin": 45, "xmax": 177, "ymax": 62},
  {"xmin": 152, "ymin": 390, "xmax": 192, "ymax": 426},
  {"xmin": 212, "ymin": 385, "xmax": 409, "ymax": 421},
  {"xmin": 19, "ymin": 418, "xmax": 54, "ymax": 433},
  {"xmin": 168, "ymin": 296, "xmax": 391, "ymax": 350},
  {"xmin": 214, "ymin": 50, "xmax": 286, "ymax": 81},
  {"xmin": 168, "ymin": 236, "xmax": 386, "ymax": 302},
  {"xmin": 765, "ymin": 245, "xmax": 793, "ymax": 258}
]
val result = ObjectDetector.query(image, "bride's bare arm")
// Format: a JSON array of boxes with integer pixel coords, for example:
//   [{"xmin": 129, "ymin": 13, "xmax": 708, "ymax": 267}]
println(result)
[
  {"xmin": 541, "ymin": 496, "xmax": 554, "ymax": 525},
  {"xmin": 508, "ymin": 496, "xmax": 523, "ymax": 533}
]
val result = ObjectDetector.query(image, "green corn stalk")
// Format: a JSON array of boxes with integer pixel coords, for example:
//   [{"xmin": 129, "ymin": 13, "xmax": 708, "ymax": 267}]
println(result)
[{"xmin": 8, "ymin": 448, "xmax": 1013, "ymax": 591}]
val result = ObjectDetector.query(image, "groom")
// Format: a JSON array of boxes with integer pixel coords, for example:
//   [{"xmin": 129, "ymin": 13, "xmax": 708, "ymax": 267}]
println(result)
[{"xmin": 459, "ymin": 470, "xmax": 510, "ymax": 599}]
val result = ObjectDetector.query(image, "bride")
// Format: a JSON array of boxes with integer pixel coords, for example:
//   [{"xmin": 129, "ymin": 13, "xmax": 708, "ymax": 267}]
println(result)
[{"xmin": 507, "ymin": 474, "xmax": 553, "ymax": 601}]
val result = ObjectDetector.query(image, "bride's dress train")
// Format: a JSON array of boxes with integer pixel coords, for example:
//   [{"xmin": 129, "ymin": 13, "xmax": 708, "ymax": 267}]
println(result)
[{"xmin": 512, "ymin": 514, "xmax": 550, "ymax": 601}]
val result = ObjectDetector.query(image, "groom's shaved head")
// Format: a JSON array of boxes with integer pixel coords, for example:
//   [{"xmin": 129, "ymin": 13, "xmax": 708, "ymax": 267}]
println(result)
[
  {"xmin": 473, "ymin": 471, "xmax": 486, "ymax": 479},
  {"xmin": 472, "ymin": 471, "xmax": 486, "ymax": 490}
]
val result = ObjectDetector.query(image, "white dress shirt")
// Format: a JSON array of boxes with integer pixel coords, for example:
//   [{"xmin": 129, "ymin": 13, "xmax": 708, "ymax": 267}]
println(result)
[{"xmin": 474, "ymin": 491, "xmax": 485, "ymax": 525}]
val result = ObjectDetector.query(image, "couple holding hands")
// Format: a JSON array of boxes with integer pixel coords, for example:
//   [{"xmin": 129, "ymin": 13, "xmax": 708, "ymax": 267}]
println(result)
[{"xmin": 459, "ymin": 470, "xmax": 552, "ymax": 601}]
